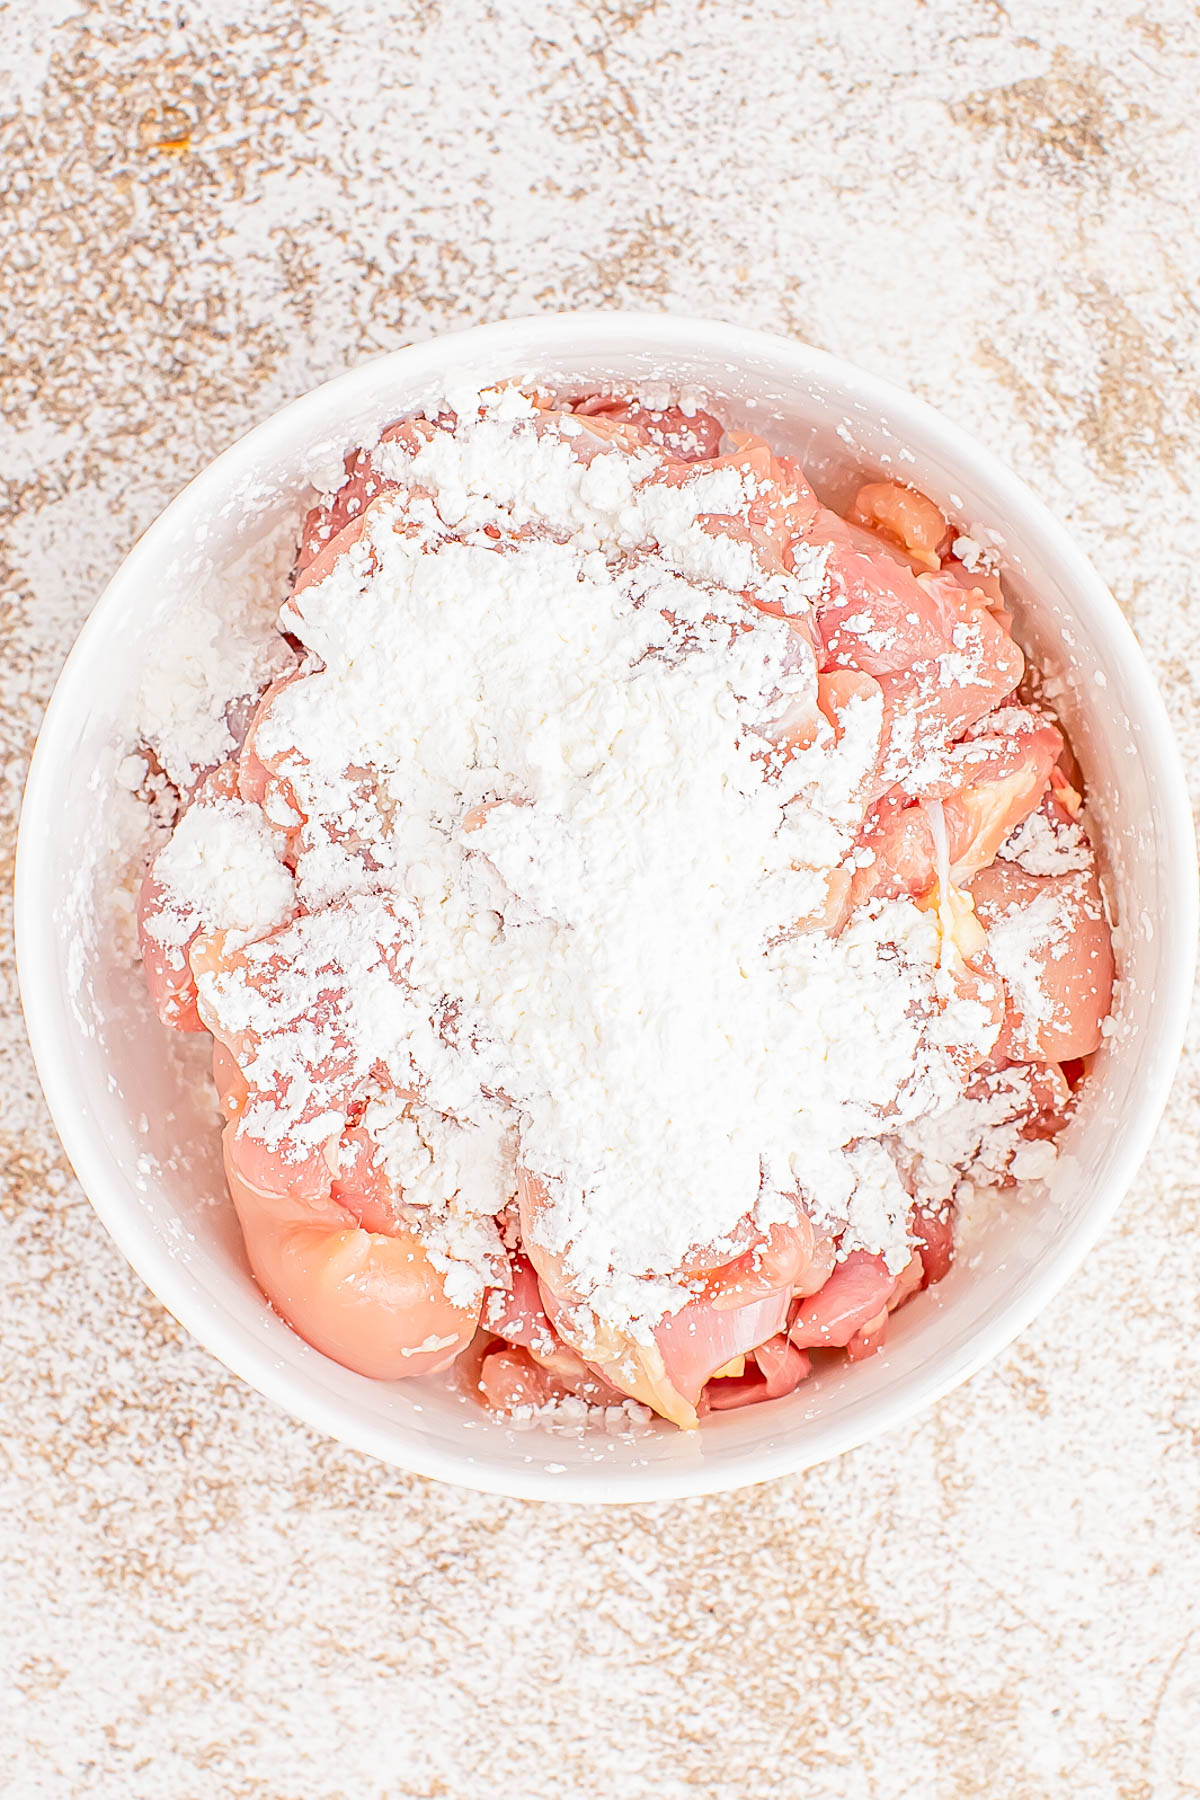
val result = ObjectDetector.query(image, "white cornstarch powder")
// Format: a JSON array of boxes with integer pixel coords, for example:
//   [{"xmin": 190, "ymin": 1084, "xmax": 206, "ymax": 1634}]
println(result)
[
  {"xmin": 143, "ymin": 792, "xmax": 296, "ymax": 965},
  {"xmin": 172, "ymin": 388, "xmax": 1016, "ymax": 1332},
  {"xmin": 998, "ymin": 804, "xmax": 1091, "ymax": 876},
  {"xmin": 897, "ymin": 1062, "xmax": 1066, "ymax": 1209},
  {"xmin": 137, "ymin": 527, "xmax": 298, "ymax": 793}
]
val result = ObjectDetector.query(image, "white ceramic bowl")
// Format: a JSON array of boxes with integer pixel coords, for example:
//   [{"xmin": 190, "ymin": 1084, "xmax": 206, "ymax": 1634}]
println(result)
[{"xmin": 16, "ymin": 313, "xmax": 1196, "ymax": 1502}]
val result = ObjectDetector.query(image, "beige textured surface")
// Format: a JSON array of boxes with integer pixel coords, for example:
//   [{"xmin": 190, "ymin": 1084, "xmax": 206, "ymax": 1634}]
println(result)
[{"xmin": 3, "ymin": 2, "xmax": 1199, "ymax": 1795}]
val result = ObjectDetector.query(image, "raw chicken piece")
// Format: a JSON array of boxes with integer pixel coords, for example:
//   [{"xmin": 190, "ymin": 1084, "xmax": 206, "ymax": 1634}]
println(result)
[
  {"xmin": 852, "ymin": 709, "xmax": 1062, "ymax": 904},
  {"xmin": 654, "ymin": 1287, "xmax": 793, "ymax": 1408},
  {"xmin": 849, "ymin": 480, "xmax": 949, "ymax": 570},
  {"xmin": 212, "ymin": 1043, "xmax": 479, "ymax": 1381},
  {"xmin": 571, "ymin": 393, "xmax": 724, "ymax": 461},
  {"xmin": 970, "ymin": 861, "xmax": 1114, "ymax": 1062},
  {"xmin": 811, "ymin": 507, "xmax": 1024, "ymax": 790},
  {"xmin": 704, "ymin": 1335, "xmax": 813, "ymax": 1411},
  {"xmin": 789, "ymin": 1250, "xmax": 898, "ymax": 1351}
]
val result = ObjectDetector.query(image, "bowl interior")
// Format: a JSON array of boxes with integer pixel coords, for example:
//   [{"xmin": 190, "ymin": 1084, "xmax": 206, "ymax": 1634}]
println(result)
[{"xmin": 17, "ymin": 315, "xmax": 1195, "ymax": 1500}]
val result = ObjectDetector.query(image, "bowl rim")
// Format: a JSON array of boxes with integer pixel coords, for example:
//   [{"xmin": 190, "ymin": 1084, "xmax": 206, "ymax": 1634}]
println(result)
[{"xmin": 15, "ymin": 309, "xmax": 1198, "ymax": 1502}]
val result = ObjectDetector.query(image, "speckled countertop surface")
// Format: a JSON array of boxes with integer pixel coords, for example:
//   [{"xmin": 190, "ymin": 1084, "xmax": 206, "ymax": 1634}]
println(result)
[{"xmin": 3, "ymin": 2, "xmax": 1199, "ymax": 1795}]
